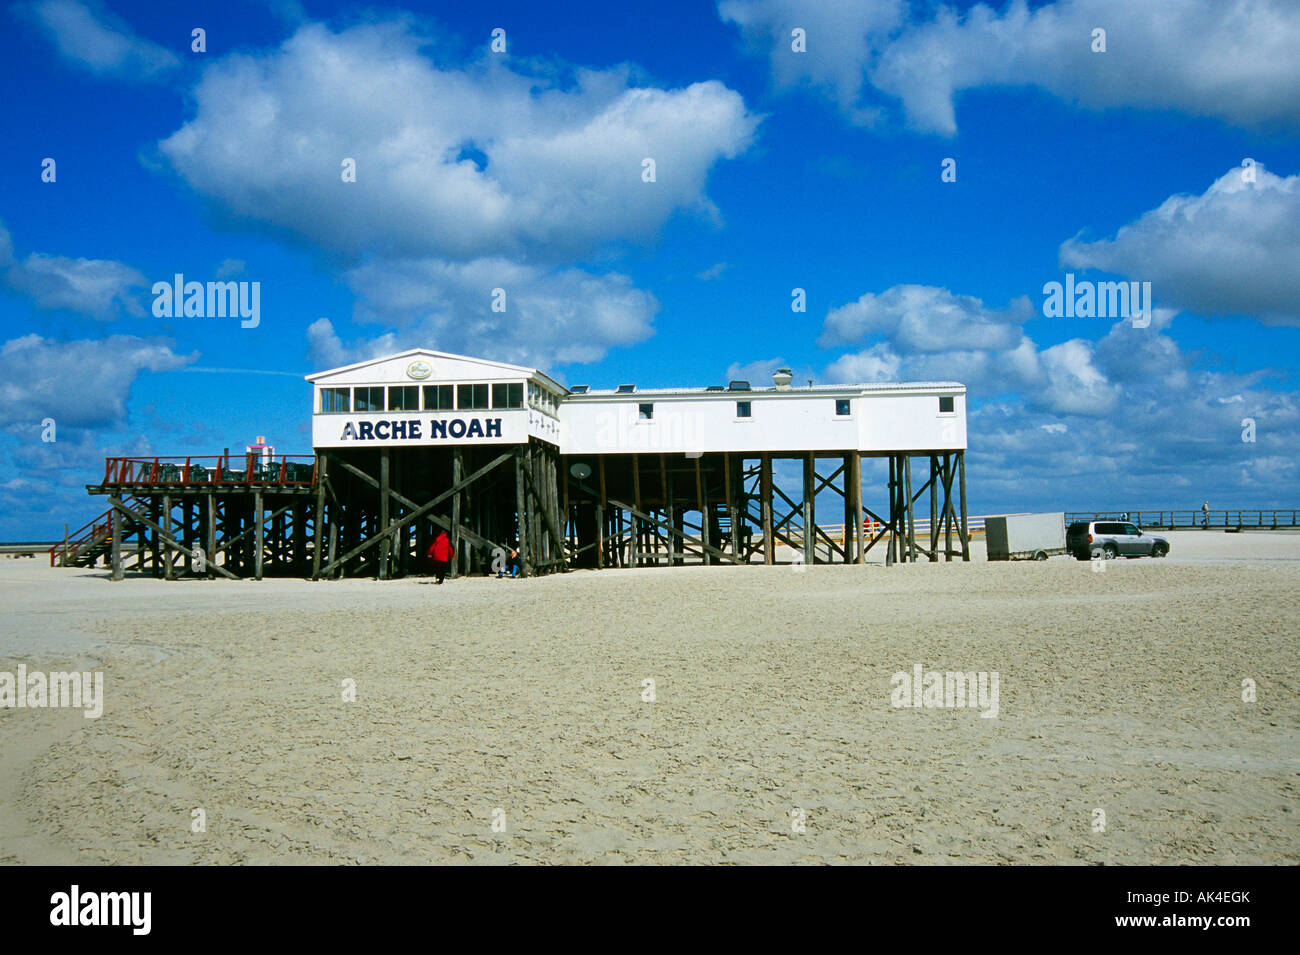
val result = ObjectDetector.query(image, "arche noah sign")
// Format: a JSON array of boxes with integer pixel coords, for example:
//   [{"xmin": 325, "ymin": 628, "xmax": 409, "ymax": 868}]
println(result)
[{"xmin": 337, "ymin": 417, "xmax": 504, "ymax": 441}]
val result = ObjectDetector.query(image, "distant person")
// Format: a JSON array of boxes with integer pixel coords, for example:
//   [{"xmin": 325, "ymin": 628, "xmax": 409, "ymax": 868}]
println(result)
[
  {"xmin": 428, "ymin": 531, "xmax": 453, "ymax": 584},
  {"xmin": 1202, "ymin": 500, "xmax": 1210, "ymax": 528},
  {"xmin": 495, "ymin": 545, "xmax": 521, "ymax": 579},
  {"xmin": 1119, "ymin": 511, "xmax": 1129, "ymax": 522}
]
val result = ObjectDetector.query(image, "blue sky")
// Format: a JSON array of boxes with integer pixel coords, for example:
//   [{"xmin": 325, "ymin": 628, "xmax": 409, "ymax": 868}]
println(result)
[{"xmin": 2, "ymin": 0, "xmax": 1299, "ymax": 539}]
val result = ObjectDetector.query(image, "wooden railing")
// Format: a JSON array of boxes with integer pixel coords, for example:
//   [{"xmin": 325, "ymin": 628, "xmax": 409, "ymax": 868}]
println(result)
[{"xmin": 101, "ymin": 454, "xmax": 317, "ymax": 487}]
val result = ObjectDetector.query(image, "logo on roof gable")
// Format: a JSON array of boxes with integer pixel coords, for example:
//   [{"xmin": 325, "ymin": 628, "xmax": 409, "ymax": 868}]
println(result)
[{"xmin": 406, "ymin": 360, "xmax": 432, "ymax": 380}]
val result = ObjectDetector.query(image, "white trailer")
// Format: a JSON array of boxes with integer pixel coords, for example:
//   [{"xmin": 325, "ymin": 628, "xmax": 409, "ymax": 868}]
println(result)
[{"xmin": 985, "ymin": 513, "xmax": 1066, "ymax": 561}]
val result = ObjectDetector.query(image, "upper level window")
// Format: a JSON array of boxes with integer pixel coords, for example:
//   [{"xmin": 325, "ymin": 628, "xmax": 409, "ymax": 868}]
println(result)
[
  {"xmin": 423, "ymin": 384, "xmax": 453, "ymax": 411},
  {"xmin": 457, "ymin": 383, "xmax": 489, "ymax": 410},
  {"xmin": 320, "ymin": 387, "xmax": 350, "ymax": 413},
  {"xmin": 354, "ymin": 387, "xmax": 385, "ymax": 412},
  {"xmin": 835, "ymin": 399, "xmax": 851, "ymax": 416},
  {"xmin": 493, "ymin": 382, "xmax": 524, "ymax": 409},
  {"xmin": 736, "ymin": 400, "xmax": 752, "ymax": 418},
  {"xmin": 939, "ymin": 396, "xmax": 955, "ymax": 413},
  {"xmin": 388, "ymin": 386, "xmax": 418, "ymax": 411},
  {"xmin": 639, "ymin": 403, "xmax": 654, "ymax": 420}
]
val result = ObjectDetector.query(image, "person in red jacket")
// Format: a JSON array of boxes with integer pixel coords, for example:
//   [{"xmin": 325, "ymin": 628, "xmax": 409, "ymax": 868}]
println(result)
[{"xmin": 428, "ymin": 531, "xmax": 454, "ymax": 584}]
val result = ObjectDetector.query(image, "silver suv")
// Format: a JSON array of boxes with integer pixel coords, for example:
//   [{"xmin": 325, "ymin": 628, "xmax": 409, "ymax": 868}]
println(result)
[{"xmin": 1067, "ymin": 521, "xmax": 1170, "ymax": 560}]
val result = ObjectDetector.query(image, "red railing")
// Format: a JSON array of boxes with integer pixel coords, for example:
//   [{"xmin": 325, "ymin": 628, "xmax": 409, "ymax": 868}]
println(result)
[
  {"xmin": 101, "ymin": 454, "xmax": 317, "ymax": 487},
  {"xmin": 49, "ymin": 511, "xmax": 113, "ymax": 566}
]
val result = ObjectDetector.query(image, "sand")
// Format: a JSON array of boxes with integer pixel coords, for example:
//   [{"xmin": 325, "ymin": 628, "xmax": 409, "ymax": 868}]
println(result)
[{"xmin": 1, "ymin": 530, "xmax": 1297, "ymax": 865}]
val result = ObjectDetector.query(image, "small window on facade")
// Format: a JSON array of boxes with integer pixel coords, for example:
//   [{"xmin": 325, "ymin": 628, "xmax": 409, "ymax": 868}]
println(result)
[
  {"xmin": 457, "ymin": 383, "xmax": 490, "ymax": 410},
  {"xmin": 388, "ymin": 386, "xmax": 418, "ymax": 411},
  {"xmin": 354, "ymin": 387, "xmax": 385, "ymax": 412},
  {"xmin": 639, "ymin": 403, "xmax": 654, "ymax": 420},
  {"xmin": 321, "ymin": 387, "xmax": 350, "ymax": 413},
  {"xmin": 493, "ymin": 382, "xmax": 524, "ymax": 409},
  {"xmin": 835, "ymin": 398, "xmax": 851, "ymax": 416},
  {"xmin": 736, "ymin": 400, "xmax": 752, "ymax": 418},
  {"xmin": 423, "ymin": 384, "xmax": 453, "ymax": 411},
  {"xmin": 939, "ymin": 396, "xmax": 955, "ymax": 413}
]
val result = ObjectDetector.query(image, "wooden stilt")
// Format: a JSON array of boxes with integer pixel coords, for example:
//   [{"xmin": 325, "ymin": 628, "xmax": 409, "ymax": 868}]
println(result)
[
  {"xmin": 596, "ymin": 457, "xmax": 606, "ymax": 569},
  {"xmin": 109, "ymin": 494, "xmax": 123, "ymax": 581},
  {"xmin": 312, "ymin": 454, "xmax": 327, "ymax": 580},
  {"xmin": 929, "ymin": 454, "xmax": 939, "ymax": 562},
  {"xmin": 378, "ymin": 449, "xmax": 390, "ymax": 580},
  {"xmin": 761, "ymin": 453, "xmax": 773, "ymax": 565},
  {"xmin": 451, "ymin": 447, "xmax": 462, "ymax": 579},
  {"xmin": 803, "ymin": 452, "xmax": 815, "ymax": 566},
  {"xmin": 254, "ymin": 489, "xmax": 264, "ymax": 580},
  {"xmin": 958, "ymin": 450, "xmax": 970, "ymax": 562},
  {"xmin": 206, "ymin": 493, "xmax": 217, "ymax": 579},
  {"xmin": 515, "ymin": 446, "xmax": 530, "ymax": 577},
  {"xmin": 632, "ymin": 454, "xmax": 642, "ymax": 567}
]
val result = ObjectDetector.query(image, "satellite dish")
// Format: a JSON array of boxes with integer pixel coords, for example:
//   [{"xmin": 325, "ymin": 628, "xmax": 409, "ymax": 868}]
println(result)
[{"xmin": 570, "ymin": 463, "xmax": 592, "ymax": 480}]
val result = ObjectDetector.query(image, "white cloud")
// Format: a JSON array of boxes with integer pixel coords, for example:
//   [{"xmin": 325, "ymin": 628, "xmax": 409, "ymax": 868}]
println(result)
[
  {"xmin": 719, "ymin": 0, "xmax": 904, "ymax": 124},
  {"xmin": 819, "ymin": 284, "xmax": 1032, "ymax": 352},
  {"xmin": 341, "ymin": 258, "xmax": 657, "ymax": 369},
  {"xmin": 1061, "ymin": 167, "xmax": 1300, "ymax": 326},
  {"xmin": 0, "ymin": 220, "xmax": 147, "ymax": 318},
  {"xmin": 722, "ymin": 0, "xmax": 1300, "ymax": 134},
  {"xmin": 158, "ymin": 20, "xmax": 756, "ymax": 365},
  {"xmin": 0, "ymin": 334, "xmax": 195, "ymax": 429},
  {"xmin": 23, "ymin": 0, "xmax": 178, "ymax": 82},
  {"xmin": 817, "ymin": 281, "xmax": 1300, "ymax": 505}
]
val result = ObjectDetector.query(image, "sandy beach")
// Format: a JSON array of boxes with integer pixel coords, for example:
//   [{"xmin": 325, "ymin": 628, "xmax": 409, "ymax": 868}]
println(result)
[{"xmin": 1, "ymin": 530, "xmax": 1297, "ymax": 865}]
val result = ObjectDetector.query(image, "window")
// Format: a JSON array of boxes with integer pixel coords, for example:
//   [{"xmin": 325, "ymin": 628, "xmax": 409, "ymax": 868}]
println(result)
[
  {"xmin": 736, "ymin": 400, "xmax": 752, "ymax": 418},
  {"xmin": 493, "ymin": 382, "xmax": 524, "ymax": 409},
  {"xmin": 939, "ymin": 396, "xmax": 955, "ymax": 413},
  {"xmin": 320, "ymin": 387, "xmax": 350, "ymax": 413},
  {"xmin": 354, "ymin": 387, "xmax": 385, "ymax": 412},
  {"xmin": 388, "ymin": 386, "xmax": 418, "ymax": 411},
  {"xmin": 835, "ymin": 399, "xmax": 851, "ymax": 416},
  {"xmin": 423, "ymin": 384, "xmax": 453, "ymax": 411},
  {"xmin": 457, "ymin": 383, "xmax": 490, "ymax": 410},
  {"xmin": 639, "ymin": 403, "xmax": 654, "ymax": 420},
  {"xmin": 1123, "ymin": 524, "xmax": 1140, "ymax": 536}
]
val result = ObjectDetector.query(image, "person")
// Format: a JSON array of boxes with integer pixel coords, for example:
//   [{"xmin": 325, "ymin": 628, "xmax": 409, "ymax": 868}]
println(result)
[
  {"xmin": 1202, "ymin": 500, "xmax": 1210, "ymax": 529},
  {"xmin": 428, "ymin": 531, "xmax": 453, "ymax": 584},
  {"xmin": 506, "ymin": 545, "xmax": 521, "ymax": 578}
]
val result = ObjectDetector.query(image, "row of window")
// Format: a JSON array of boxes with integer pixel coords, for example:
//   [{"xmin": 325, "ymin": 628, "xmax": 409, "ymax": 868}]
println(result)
[
  {"xmin": 635, "ymin": 397, "xmax": 954, "ymax": 418},
  {"xmin": 320, "ymin": 383, "xmax": 525, "ymax": 414}
]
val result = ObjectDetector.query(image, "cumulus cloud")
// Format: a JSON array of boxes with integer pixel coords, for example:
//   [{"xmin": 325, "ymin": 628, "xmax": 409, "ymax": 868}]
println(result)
[
  {"xmin": 21, "ymin": 0, "xmax": 178, "ymax": 82},
  {"xmin": 342, "ymin": 258, "xmax": 657, "ymax": 368},
  {"xmin": 0, "ymin": 334, "xmax": 195, "ymax": 429},
  {"xmin": 158, "ymin": 19, "xmax": 755, "ymax": 364},
  {"xmin": 819, "ymin": 285, "xmax": 1033, "ymax": 352},
  {"xmin": 722, "ymin": 0, "xmax": 1300, "ymax": 134},
  {"xmin": 0, "ymin": 220, "xmax": 147, "ymax": 318},
  {"xmin": 719, "ymin": 0, "xmax": 904, "ymax": 124},
  {"xmin": 1061, "ymin": 166, "xmax": 1300, "ymax": 326},
  {"xmin": 817, "ymin": 281, "xmax": 1300, "ymax": 505}
]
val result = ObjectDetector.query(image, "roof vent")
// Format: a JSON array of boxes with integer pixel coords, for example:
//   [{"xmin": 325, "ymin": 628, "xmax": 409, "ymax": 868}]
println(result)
[
  {"xmin": 616, "ymin": 383, "xmax": 636, "ymax": 394},
  {"xmin": 570, "ymin": 385, "xmax": 589, "ymax": 394},
  {"xmin": 728, "ymin": 380, "xmax": 751, "ymax": 391},
  {"xmin": 772, "ymin": 367, "xmax": 793, "ymax": 390}
]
